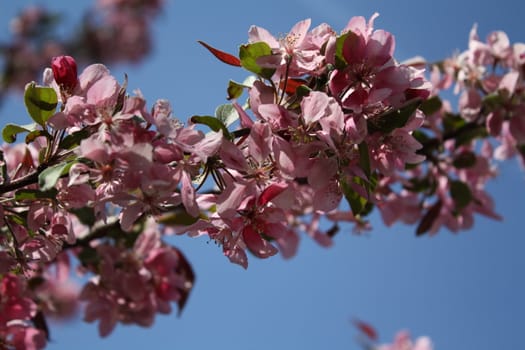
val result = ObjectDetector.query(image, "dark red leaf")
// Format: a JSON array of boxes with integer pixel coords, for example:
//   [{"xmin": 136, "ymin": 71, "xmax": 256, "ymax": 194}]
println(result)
[
  {"xmin": 416, "ymin": 200, "xmax": 443, "ymax": 236},
  {"xmin": 173, "ymin": 248, "xmax": 195, "ymax": 316},
  {"xmin": 279, "ymin": 78, "xmax": 307, "ymax": 95},
  {"xmin": 198, "ymin": 40, "xmax": 241, "ymax": 67},
  {"xmin": 353, "ymin": 319, "xmax": 378, "ymax": 341}
]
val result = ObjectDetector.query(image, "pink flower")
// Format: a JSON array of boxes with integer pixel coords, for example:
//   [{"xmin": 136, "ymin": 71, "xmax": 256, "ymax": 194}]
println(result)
[
  {"xmin": 248, "ymin": 19, "xmax": 326, "ymax": 77},
  {"xmin": 378, "ymin": 189, "xmax": 422, "ymax": 226},
  {"xmin": 0, "ymin": 274, "xmax": 47, "ymax": 350},
  {"xmin": 328, "ymin": 15, "xmax": 403, "ymax": 111},
  {"xmin": 80, "ymin": 220, "xmax": 193, "ymax": 336},
  {"xmin": 378, "ymin": 330, "xmax": 433, "ymax": 350}
]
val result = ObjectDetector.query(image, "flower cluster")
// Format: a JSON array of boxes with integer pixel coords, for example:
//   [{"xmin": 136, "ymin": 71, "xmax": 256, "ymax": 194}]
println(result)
[
  {"xmin": 0, "ymin": 12, "xmax": 524, "ymax": 349},
  {"xmin": 374, "ymin": 23, "xmax": 525, "ymax": 234},
  {"xmin": 0, "ymin": 273, "xmax": 47, "ymax": 350},
  {"xmin": 80, "ymin": 218, "xmax": 193, "ymax": 337}
]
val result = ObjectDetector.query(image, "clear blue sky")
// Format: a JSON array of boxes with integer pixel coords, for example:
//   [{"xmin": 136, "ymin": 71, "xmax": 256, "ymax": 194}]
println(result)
[{"xmin": 1, "ymin": 1, "xmax": 525, "ymax": 349}]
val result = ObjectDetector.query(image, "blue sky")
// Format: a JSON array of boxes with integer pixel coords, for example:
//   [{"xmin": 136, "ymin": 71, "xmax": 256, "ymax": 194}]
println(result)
[{"xmin": 1, "ymin": 1, "xmax": 525, "ymax": 349}]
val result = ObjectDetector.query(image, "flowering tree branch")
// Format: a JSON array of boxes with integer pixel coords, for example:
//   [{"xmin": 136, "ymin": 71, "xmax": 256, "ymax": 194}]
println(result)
[{"xmin": 0, "ymin": 6, "xmax": 524, "ymax": 350}]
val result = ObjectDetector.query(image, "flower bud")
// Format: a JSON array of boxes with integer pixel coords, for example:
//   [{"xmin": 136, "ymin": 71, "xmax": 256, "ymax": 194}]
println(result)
[{"xmin": 51, "ymin": 55, "xmax": 78, "ymax": 92}]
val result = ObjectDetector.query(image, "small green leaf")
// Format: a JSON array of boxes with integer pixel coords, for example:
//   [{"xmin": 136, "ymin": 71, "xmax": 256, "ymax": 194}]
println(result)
[
  {"xmin": 69, "ymin": 207, "xmax": 96, "ymax": 226},
  {"xmin": 157, "ymin": 208, "xmax": 201, "ymax": 226},
  {"xmin": 449, "ymin": 180, "xmax": 472, "ymax": 211},
  {"xmin": 358, "ymin": 142, "xmax": 371, "ymax": 178},
  {"xmin": 333, "ymin": 32, "xmax": 357, "ymax": 69},
  {"xmin": 442, "ymin": 113, "xmax": 466, "ymax": 134},
  {"xmin": 411, "ymin": 130, "xmax": 431, "ymax": 144},
  {"xmin": 78, "ymin": 246, "xmax": 100, "ymax": 266},
  {"xmin": 2, "ymin": 123, "xmax": 37, "ymax": 143},
  {"xmin": 482, "ymin": 93, "xmax": 504, "ymax": 110},
  {"xmin": 25, "ymin": 130, "xmax": 50, "ymax": 144},
  {"xmin": 24, "ymin": 82, "xmax": 58, "ymax": 126},
  {"xmin": 405, "ymin": 178, "xmax": 430, "ymax": 193},
  {"xmin": 227, "ymin": 80, "xmax": 245, "ymax": 100},
  {"xmin": 419, "ymin": 96, "xmax": 443, "ymax": 116},
  {"xmin": 455, "ymin": 126, "xmax": 488, "ymax": 146},
  {"xmin": 0, "ymin": 150, "xmax": 7, "ymax": 183},
  {"xmin": 295, "ymin": 85, "xmax": 312, "ymax": 100},
  {"xmin": 38, "ymin": 161, "xmax": 75, "ymax": 191},
  {"xmin": 341, "ymin": 177, "xmax": 368, "ymax": 216},
  {"xmin": 239, "ymin": 42, "xmax": 275, "ymax": 79},
  {"xmin": 59, "ymin": 128, "xmax": 90, "ymax": 150},
  {"xmin": 15, "ymin": 188, "xmax": 58, "ymax": 201},
  {"xmin": 367, "ymin": 98, "xmax": 422, "ymax": 134},
  {"xmin": 452, "ymin": 151, "xmax": 477, "ymax": 169},
  {"xmin": 190, "ymin": 115, "xmax": 231, "ymax": 139},
  {"xmin": 215, "ymin": 104, "xmax": 239, "ymax": 128}
]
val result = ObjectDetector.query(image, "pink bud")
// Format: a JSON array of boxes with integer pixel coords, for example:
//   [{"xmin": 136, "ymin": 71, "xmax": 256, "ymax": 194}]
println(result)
[{"xmin": 51, "ymin": 55, "xmax": 78, "ymax": 91}]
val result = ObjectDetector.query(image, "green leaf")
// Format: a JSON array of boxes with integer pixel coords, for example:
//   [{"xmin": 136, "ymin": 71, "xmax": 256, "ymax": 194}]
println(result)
[
  {"xmin": 419, "ymin": 96, "xmax": 443, "ymax": 116},
  {"xmin": 69, "ymin": 207, "xmax": 96, "ymax": 226},
  {"xmin": 15, "ymin": 188, "xmax": 58, "ymax": 201},
  {"xmin": 358, "ymin": 142, "xmax": 371, "ymax": 178},
  {"xmin": 405, "ymin": 177, "xmax": 432, "ymax": 193},
  {"xmin": 227, "ymin": 80, "xmax": 245, "ymax": 100},
  {"xmin": 411, "ymin": 130, "xmax": 431, "ymax": 144},
  {"xmin": 452, "ymin": 151, "xmax": 477, "ymax": 169},
  {"xmin": 333, "ymin": 32, "xmax": 357, "ymax": 69},
  {"xmin": 449, "ymin": 180, "xmax": 472, "ymax": 211},
  {"xmin": 38, "ymin": 161, "xmax": 75, "ymax": 191},
  {"xmin": 190, "ymin": 115, "xmax": 232, "ymax": 139},
  {"xmin": 340, "ymin": 177, "xmax": 368, "ymax": 216},
  {"xmin": 78, "ymin": 246, "xmax": 100, "ymax": 267},
  {"xmin": 24, "ymin": 82, "xmax": 58, "ymax": 126},
  {"xmin": 25, "ymin": 130, "xmax": 50, "ymax": 144},
  {"xmin": 239, "ymin": 42, "xmax": 275, "ymax": 79},
  {"xmin": 367, "ymin": 98, "xmax": 422, "ymax": 134},
  {"xmin": 295, "ymin": 85, "xmax": 312, "ymax": 100},
  {"xmin": 157, "ymin": 208, "xmax": 201, "ymax": 226},
  {"xmin": 59, "ymin": 128, "xmax": 90, "ymax": 150},
  {"xmin": 482, "ymin": 92, "xmax": 504, "ymax": 110},
  {"xmin": 2, "ymin": 123, "xmax": 37, "ymax": 143},
  {"xmin": 215, "ymin": 104, "xmax": 239, "ymax": 128},
  {"xmin": 442, "ymin": 113, "xmax": 466, "ymax": 134},
  {"xmin": 455, "ymin": 126, "xmax": 488, "ymax": 146},
  {"xmin": 0, "ymin": 150, "xmax": 7, "ymax": 184}
]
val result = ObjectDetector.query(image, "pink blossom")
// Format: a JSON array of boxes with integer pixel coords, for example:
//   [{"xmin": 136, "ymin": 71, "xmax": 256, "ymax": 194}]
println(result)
[
  {"xmin": 378, "ymin": 330, "xmax": 433, "ymax": 350},
  {"xmin": 378, "ymin": 189, "xmax": 422, "ymax": 226},
  {"xmin": 368, "ymin": 128, "xmax": 425, "ymax": 174},
  {"xmin": 248, "ymin": 19, "xmax": 326, "ymax": 77},
  {"xmin": 0, "ymin": 274, "xmax": 47, "ymax": 350}
]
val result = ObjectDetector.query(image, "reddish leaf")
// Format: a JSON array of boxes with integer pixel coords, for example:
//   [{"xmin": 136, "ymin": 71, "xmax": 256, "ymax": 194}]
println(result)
[
  {"xmin": 353, "ymin": 319, "xmax": 378, "ymax": 341},
  {"xmin": 279, "ymin": 78, "xmax": 307, "ymax": 95},
  {"xmin": 173, "ymin": 248, "xmax": 195, "ymax": 316},
  {"xmin": 198, "ymin": 40, "xmax": 241, "ymax": 67},
  {"xmin": 416, "ymin": 200, "xmax": 443, "ymax": 236}
]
